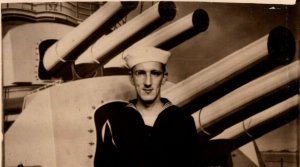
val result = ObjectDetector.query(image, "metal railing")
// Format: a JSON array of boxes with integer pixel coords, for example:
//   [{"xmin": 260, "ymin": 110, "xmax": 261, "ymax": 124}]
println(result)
[{"xmin": 2, "ymin": 2, "xmax": 105, "ymax": 24}]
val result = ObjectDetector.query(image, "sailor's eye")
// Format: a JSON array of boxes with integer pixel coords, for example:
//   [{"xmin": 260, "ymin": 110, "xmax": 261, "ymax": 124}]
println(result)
[
  {"xmin": 151, "ymin": 71, "xmax": 162, "ymax": 76},
  {"xmin": 133, "ymin": 70, "xmax": 146, "ymax": 76}
]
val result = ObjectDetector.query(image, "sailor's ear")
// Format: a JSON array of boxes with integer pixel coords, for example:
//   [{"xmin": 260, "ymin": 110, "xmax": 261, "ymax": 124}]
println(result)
[
  {"xmin": 129, "ymin": 71, "xmax": 134, "ymax": 85},
  {"xmin": 162, "ymin": 72, "xmax": 168, "ymax": 85}
]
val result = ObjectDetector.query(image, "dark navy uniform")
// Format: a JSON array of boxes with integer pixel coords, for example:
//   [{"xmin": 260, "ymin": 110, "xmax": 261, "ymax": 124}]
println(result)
[{"xmin": 95, "ymin": 98, "xmax": 199, "ymax": 167}]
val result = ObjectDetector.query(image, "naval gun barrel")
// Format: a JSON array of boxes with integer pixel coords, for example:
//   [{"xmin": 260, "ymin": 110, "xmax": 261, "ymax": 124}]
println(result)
[
  {"xmin": 104, "ymin": 8, "xmax": 209, "ymax": 68},
  {"xmin": 199, "ymin": 95, "xmax": 298, "ymax": 165},
  {"xmin": 229, "ymin": 107, "xmax": 298, "ymax": 151},
  {"xmin": 213, "ymin": 95, "xmax": 299, "ymax": 140},
  {"xmin": 190, "ymin": 60, "xmax": 299, "ymax": 134},
  {"xmin": 74, "ymin": 2, "xmax": 177, "ymax": 78},
  {"xmin": 43, "ymin": 1, "xmax": 138, "ymax": 77},
  {"xmin": 162, "ymin": 26, "xmax": 295, "ymax": 108},
  {"xmin": 159, "ymin": 26, "xmax": 296, "ymax": 134}
]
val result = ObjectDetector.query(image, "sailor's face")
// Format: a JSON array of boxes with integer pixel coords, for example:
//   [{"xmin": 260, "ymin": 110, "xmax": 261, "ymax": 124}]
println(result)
[{"xmin": 130, "ymin": 62, "xmax": 167, "ymax": 104}]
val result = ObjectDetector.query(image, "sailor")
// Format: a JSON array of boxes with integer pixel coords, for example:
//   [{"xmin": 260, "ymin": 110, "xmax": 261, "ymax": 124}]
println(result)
[{"xmin": 95, "ymin": 46, "xmax": 199, "ymax": 167}]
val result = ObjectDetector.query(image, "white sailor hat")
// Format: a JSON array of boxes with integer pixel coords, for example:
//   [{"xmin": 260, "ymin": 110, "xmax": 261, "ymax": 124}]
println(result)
[{"xmin": 123, "ymin": 46, "xmax": 171, "ymax": 69}]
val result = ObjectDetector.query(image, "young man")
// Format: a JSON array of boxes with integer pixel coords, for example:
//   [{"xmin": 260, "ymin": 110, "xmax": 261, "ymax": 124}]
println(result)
[{"xmin": 96, "ymin": 46, "xmax": 199, "ymax": 167}]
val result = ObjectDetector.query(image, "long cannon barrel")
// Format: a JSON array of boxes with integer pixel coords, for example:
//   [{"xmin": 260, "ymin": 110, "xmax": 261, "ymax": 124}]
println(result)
[
  {"xmin": 199, "ymin": 96, "xmax": 298, "ymax": 166},
  {"xmin": 194, "ymin": 80, "xmax": 299, "ymax": 144},
  {"xmin": 191, "ymin": 60, "xmax": 299, "ymax": 134},
  {"xmin": 43, "ymin": 2, "xmax": 138, "ymax": 76},
  {"xmin": 104, "ymin": 8, "xmax": 209, "ymax": 68},
  {"xmin": 162, "ymin": 26, "xmax": 296, "ymax": 108},
  {"xmin": 73, "ymin": 2, "xmax": 177, "ymax": 78},
  {"xmin": 230, "ymin": 108, "xmax": 298, "ymax": 151},
  {"xmin": 213, "ymin": 95, "xmax": 299, "ymax": 140}
]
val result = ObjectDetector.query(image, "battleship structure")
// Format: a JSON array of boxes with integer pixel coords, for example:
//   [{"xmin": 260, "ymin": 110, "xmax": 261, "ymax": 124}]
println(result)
[{"xmin": 2, "ymin": 1, "xmax": 300, "ymax": 167}]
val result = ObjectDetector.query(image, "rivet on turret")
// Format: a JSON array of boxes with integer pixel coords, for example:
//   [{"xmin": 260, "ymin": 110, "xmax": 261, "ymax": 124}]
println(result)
[
  {"xmin": 87, "ymin": 116, "xmax": 93, "ymax": 120},
  {"xmin": 88, "ymin": 155, "xmax": 93, "ymax": 159},
  {"xmin": 88, "ymin": 129, "xmax": 94, "ymax": 133},
  {"xmin": 89, "ymin": 142, "xmax": 95, "ymax": 146},
  {"xmin": 92, "ymin": 106, "xmax": 96, "ymax": 110}
]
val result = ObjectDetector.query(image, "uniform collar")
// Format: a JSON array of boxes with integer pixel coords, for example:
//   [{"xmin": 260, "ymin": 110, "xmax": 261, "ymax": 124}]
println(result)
[{"xmin": 126, "ymin": 98, "xmax": 173, "ymax": 111}]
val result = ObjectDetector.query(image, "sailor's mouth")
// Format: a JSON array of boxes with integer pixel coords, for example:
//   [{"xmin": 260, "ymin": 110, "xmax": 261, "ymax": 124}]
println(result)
[{"xmin": 143, "ymin": 89, "xmax": 153, "ymax": 94}]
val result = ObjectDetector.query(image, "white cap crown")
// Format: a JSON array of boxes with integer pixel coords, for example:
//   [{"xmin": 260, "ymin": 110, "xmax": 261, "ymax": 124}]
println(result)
[{"xmin": 123, "ymin": 46, "xmax": 171, "ymax": 69}]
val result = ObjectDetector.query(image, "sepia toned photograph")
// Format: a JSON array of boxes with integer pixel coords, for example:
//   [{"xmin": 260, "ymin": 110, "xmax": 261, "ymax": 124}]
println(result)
[{"xmin": 2, "ymin": 1, "xmax": 299, "ymax": 167}]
